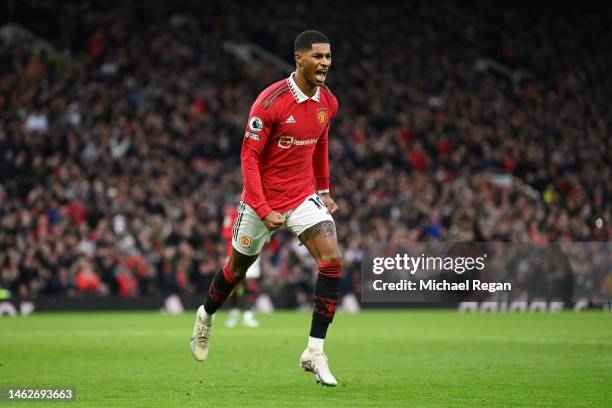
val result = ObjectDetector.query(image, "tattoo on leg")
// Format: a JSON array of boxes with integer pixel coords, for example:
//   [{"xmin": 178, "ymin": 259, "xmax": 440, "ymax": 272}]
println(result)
[{"xmin": 301, "ymin": 221, "xmax": 336, "ymax": 242}]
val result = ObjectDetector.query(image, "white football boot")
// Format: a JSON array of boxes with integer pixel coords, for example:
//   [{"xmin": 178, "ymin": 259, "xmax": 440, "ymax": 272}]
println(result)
[
  {"xmin": 299, "ymin": 348, "xmax": 337, "ymax": 387},
  {"xmin": 191, "ymin": 305, "xmax": 214, "ymax": 361},
  {"xmin": 224, "ymin": 308, "xmax": 240, "ymax": 328},
  {"xmin": 241, "ymin": 310, "xmax": 260, "ymax": 328}
]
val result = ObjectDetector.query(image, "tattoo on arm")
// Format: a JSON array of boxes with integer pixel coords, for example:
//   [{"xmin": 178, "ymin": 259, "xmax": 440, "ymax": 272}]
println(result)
[{"xmin": 300, "ymin": 221, "xmax": 336, "ymax": 242}]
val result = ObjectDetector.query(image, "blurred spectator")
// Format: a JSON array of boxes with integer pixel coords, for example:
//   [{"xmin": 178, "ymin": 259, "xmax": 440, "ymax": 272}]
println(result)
[{"xmin": 75, "ymin": 260, "xmax": 107, "ymax": 295}]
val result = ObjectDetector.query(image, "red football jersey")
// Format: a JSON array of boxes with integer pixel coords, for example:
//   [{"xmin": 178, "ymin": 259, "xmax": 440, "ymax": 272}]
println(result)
[{"xmin": 240, "ymin": 73, "xmax": 338, "ymax": 219}]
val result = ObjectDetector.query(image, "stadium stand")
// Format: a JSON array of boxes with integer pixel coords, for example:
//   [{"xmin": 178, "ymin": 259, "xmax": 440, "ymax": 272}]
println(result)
[{"xmin": 0, "ymin": 1, "xmax": 610, "ymax": 305}]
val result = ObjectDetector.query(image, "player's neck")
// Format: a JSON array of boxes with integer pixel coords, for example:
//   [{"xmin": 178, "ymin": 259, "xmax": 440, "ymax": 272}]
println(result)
[{"xmin": 294, "ymin": 71, "xmax": 317, "ymax": 97}]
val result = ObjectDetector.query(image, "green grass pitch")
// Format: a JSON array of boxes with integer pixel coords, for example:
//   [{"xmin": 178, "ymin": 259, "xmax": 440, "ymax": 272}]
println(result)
[{"xmin": 1, "ymin": 310, "xmax": 611, "ymax": 407}]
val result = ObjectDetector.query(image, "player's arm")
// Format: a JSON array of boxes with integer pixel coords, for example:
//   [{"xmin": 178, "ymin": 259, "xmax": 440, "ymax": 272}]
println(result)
[
  {"xmin": 313, "ymin": 105, "xmax": 338, "ymax": 214},
  {"xmin": 313, "ymin": 127, "xmax": 338, "ymax": 214},
  {"xmin": 241, "ymin": 106, "xmax": 285, "ymax": 229}
]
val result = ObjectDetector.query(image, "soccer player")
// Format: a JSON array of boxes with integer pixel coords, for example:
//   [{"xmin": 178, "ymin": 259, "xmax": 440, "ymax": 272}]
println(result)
[
  {"xmin": 221, "ymin": 204, "xmax": 260, "ymax": 328},
  {"xmin": 191, "ymin": 30, "xmax": 342, "ymax": 387}
]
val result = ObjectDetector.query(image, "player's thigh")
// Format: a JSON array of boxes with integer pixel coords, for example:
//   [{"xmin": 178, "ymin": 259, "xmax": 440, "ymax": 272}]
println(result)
[
  {"xmin": 286, "ymin": 194, "xmax": 341, "ymax": 263},
  {"xmin": 231, "ymin": 201, "xmax": 273, "ymax": 257}
]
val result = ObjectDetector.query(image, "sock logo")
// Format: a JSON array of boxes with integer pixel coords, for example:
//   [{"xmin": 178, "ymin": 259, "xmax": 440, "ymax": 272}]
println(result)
[
  {"xmin": 209, "ymin": 283, "xmax": 223, "ymax": 303},
  {"xmin": 313, "ymin": 295, "xmax": 338, "ymax": 320}
]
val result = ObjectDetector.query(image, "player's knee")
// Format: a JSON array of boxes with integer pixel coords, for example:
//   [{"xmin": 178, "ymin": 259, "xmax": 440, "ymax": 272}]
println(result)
[
  {"xmin": 228, "ymin": 251, "xmax": 258, "ymax": 280},
  {"xmin": 225, "ymin": 262, "xmax": 247, "ymax": 280},
  {"xmin": 319, "ymin": 252, "xmax": 343, "ymax": 265},
  {"xmin": 230, "ymin": 266, "xmax": 248, "ymax": 280}
]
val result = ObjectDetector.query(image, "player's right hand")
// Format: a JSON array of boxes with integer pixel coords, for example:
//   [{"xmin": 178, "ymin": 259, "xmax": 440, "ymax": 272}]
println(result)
[{"xmin": 263, "ymin": 211, "xmax": 285, "ymax": 231}]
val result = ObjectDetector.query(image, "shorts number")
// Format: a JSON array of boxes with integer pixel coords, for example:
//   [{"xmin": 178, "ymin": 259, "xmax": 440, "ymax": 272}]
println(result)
[{"xmin": 309, "ymin": 196, "xmax": 326, "ymax": 210}]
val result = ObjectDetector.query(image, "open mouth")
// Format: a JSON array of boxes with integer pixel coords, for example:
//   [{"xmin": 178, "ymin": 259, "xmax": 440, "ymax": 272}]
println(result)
[{"xmin": 315, "ymin": 69, "xmax": 328, "ymax": 82}]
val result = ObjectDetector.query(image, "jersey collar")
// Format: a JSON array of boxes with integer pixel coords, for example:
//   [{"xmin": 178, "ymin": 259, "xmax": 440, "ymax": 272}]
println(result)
[{"xmin": 287, "ymin": 72, "xmax": 320, "ymax": 103}]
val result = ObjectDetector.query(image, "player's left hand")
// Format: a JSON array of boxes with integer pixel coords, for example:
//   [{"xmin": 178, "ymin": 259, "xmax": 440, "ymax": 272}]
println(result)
[{"xmin": 319, "ymin": 193, "xmax": 338, "ymax": 214}]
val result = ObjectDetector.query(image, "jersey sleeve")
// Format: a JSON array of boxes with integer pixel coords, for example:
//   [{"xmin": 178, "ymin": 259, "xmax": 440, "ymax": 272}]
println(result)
[
  {"xmin": 241, "ymin": 103, "xmax": 275, "ymax": 219},
  {"xmin": 313, "ymin": 95, "xmax": 338, "ymax": 193}
]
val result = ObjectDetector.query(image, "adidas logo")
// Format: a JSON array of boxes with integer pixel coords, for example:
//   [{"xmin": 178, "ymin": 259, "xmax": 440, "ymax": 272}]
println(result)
[{"xmin": 285, "ymin": 115, "xmax": 296, "ymax": 124}]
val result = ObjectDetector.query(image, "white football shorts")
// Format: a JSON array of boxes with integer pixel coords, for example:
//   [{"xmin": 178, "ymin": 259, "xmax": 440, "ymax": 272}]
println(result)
[
  {"xmin": 245, "ymin": 256, "xmax": 261, "ymax": 279},
  {"xmin": 231, "ymin": 194, "xmax": 335, "ymax": 256}
]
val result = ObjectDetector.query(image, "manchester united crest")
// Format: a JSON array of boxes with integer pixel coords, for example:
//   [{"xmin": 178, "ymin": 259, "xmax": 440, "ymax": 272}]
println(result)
[
  {"xmin": 316, "ymin": 108, "xmax": 328, "ymax": 127},
  {"xmin": 239, "ymin": 234, "xmax": 251, "ymax": 247}
]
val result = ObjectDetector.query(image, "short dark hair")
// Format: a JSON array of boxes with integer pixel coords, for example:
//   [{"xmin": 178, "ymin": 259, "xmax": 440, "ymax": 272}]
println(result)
[{"xmin": 294, "ymin": 30, "xmax": 330, "ymax": 52}]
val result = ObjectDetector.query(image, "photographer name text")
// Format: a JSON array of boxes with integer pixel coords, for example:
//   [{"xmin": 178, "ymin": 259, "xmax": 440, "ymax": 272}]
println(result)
[{"xmin": 372, "ymin": 279, "xmax": 511, "ymax": 293}]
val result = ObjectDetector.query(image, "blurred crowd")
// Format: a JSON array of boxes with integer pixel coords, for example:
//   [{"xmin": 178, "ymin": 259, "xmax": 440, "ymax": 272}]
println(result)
[{"xmin": 0, "ymin": 1, "xmax": 610, "ymax": 302}]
